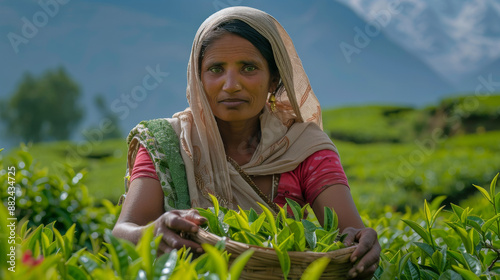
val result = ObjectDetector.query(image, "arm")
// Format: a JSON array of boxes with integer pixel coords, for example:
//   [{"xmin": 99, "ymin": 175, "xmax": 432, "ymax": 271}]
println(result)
[
  {"xmin": 312, "ymin": 184, "xmax": 380, "ymax": 279},
  {"xmin": 112, "ymin": 177, "xmax": 206, "ymax": 254}
]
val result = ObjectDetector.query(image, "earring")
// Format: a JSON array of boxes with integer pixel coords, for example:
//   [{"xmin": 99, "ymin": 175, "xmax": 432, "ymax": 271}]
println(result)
[{"xmin": 269, "ymin": 93, "xmax": 276, "ymax": 112}]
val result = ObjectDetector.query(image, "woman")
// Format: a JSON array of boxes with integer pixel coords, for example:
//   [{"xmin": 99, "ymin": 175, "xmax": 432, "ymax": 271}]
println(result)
[{"xmin": 113, "ymin": 6, "xmax": 380, "ymax": 279}]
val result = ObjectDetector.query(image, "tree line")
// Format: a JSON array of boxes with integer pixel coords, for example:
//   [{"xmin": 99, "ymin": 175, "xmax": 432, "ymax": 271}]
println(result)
[{"xmin": 1, "ymin": 67, "xmax": 121, "ymax": 144}]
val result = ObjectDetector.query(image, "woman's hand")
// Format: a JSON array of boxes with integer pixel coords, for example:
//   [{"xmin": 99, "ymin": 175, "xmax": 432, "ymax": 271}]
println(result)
[
  {"xmin": 154, "ymin": 209, "xmax": 207, "ymax": 255},
  {"xmin": 342, "ymin": 227, "xmax": 381, "ymax": 279}
]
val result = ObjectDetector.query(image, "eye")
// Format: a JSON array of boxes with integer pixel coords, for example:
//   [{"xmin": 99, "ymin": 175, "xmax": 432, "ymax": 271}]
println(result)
[
  {"xmin": 208, "ymin": 66, "xmax": 223, "ymax": 73},
  {"xmin": 243, "ymin": 65, "xmax": 256, "ymax": 72}
]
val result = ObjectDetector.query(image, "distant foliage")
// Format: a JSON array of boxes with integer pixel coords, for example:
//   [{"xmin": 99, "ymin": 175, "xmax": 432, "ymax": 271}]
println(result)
[
  {"xmin": 0, "ymin": 67, "xmax": 84, "ymax": 142},
  {"xmin": 1, "ymin": 148, "xmax": 500, "ymax": 279},
  {"xmin": 0, "ymin": 148, "xmax": 120, "ymax": 251}
]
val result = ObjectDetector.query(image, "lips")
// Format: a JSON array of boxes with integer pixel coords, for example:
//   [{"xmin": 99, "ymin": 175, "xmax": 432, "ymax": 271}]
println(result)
[{"xmin": 218, "ymin": 98, "xmax": 248, "ymax": 106}]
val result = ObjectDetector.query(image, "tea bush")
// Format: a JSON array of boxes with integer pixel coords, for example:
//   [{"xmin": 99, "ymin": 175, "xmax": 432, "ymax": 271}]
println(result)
[
  {"xmin": 0, "ymin": 148, "xmax": 121, "ymax": 251},
  {"xmin": 1, "ymin": 148, "xmax": 499, "ymax": 279}
]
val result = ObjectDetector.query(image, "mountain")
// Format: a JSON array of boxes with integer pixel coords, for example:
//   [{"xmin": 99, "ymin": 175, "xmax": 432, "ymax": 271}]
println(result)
[
  {"xmin": 336, "ymin": 0, "xmax": 500, "ymax": 86},
  {"xmin": 297, "ymin": 1, "xmax": 456, "ymax": 107}
]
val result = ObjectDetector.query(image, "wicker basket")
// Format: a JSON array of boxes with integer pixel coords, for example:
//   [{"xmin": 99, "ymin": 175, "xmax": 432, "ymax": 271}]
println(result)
[{"xmin": 193, "ymin": 229, "xmax": 356, "ymax": 280}]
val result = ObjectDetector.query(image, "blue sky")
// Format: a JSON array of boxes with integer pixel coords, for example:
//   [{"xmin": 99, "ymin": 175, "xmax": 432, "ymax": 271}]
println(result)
[{"xmin": 1, "ymin": 0, "xmax": 498, "ymax": 146}]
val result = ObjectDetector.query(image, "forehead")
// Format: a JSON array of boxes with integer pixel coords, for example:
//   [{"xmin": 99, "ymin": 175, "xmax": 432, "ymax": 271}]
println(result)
[{"xmin": 202, "ymin": 33, "xmax": 266, "ymax": 63}]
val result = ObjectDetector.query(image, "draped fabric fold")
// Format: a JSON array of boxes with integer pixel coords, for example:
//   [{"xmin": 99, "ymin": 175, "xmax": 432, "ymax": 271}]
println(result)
[{"xmin": 127, "ymin": 6, "xmax": 339, "ymax": 212}]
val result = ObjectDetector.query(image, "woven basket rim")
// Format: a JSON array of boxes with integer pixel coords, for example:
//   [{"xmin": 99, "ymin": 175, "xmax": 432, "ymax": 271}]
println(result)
[{"xmin": 192, "ymin": 228, "xmax": 357, "ymax": 259}]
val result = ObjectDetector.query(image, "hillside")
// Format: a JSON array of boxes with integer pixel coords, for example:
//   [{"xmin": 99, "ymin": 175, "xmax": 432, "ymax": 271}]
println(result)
[{"xmin": 4, "ymin": 94, "xmax": 500, "ymax": 212}]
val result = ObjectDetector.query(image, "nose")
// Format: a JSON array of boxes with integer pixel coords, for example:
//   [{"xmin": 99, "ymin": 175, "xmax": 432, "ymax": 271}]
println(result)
[{"xmin": 222, "ymin": 70, "xmax": 241, "ymax": 93}]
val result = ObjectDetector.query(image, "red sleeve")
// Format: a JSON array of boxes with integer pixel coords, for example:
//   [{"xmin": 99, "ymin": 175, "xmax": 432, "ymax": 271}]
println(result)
[
  {"xmin": 298, "ymin": 150, "xmax": 349, "ymax": 205},
  {"xmin": 130, "ymin": 145, "xmax": 159, "ymax": 182},
  {"xmin": 274, "ymin": 149, "xmax": 349, "ymax": 208}
]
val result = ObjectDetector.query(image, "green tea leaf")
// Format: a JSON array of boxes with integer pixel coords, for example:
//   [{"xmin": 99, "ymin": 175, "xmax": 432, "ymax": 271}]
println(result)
[
  {"xmin": 451, "ymin": 265, "xmax": 481, "ymax": 280},
  {"xmin": 466, "ymin": 216, "xmax": 484, "ymax": 235},
  {"xmin": 302, "ymin": 219, "xmax": 317, "ymax": 250},
  {"xmin": 378, "ymin": 260, "xmax": 398, "ymax": 279},
  {"xmin": 424, "ymin": 199, "xmax": 432, "ymax": 226},
  {"xmin": 67, "ymin": 264, "xmax": 88, "ymax": 280},
  {"xmin": 208, "ymin": 193, "xmax": 220, "ymax": 218},
  {"xmin": 322, "ymin": 241, "xmax": 344, "ymax": 252},
  {"xmin": 232, "ymin": 231, "xmax": 265, "ymax": 246},
  {"xmin": 414, "ymin": 242, "xmax": 435, "ymax": 259},
  {"xmin": 432, "ymin": 250, "xmax": 444, "ymax": 274},
  {"xmin": 450, "ymin": 203, "xmax": 465, "ymax": 221},
  {"xmin": 237, "ymin": 205, "xmax": 249, "ymax": 222},
  {"xmin": 446, "ymin": 222, "xmax": 473, "ymax": 254},
  {"xmin": 24, "ymin": 224, "xmax": 43, "ymax": 254},
  {"xmin": 153, "ymin": 249, "xmax": 177, "ymax": 280},
  {"xmin": 447, "ymin": 250, "xmax": 466, "ymax": 267},
  {"xmin": 397, "ymin": 251, "xmax": 413, "ymax": 277},
  {"xmin": 288, "ymin": 221, "xmax": 306, "ymax": 251},
  {"xmin": 430, "ymin": 205, "xmax": 446, "ymax": 227},
  {"xmin": 496, "ymin": 193, "xmax": 500, "ymax": 213},
  {"xmin": 120, "ymin": 238, "xmax": 141, "ymax": 262},
  {"xmin": 473, "ymin": 184, "xmax": 492, "ymax": 203},
  {"xmin": 258, "ymin": 202, "xmax": 278, "ymax": 239},
  {"xmin": 300, "ymin": 257, "xmax": 330, "ymax": 280},
  {"xmin": 79, "ymin": 253, "xmax": 101, "ymax": 274},
  {"xmin": 137, "ymin": 225, "xmax": 156, "ymax": 278},
  {"xmin": 272, "ymin": 240, "xmax": 290, "ymax": 280},
  {"xmin": 324, "ymin": 207, "xmax": 334, "ymax": 232},
  {"xmin": 404, "ymin": 261, "xmax": 420, "ymax": 280},
  {"xmin": 248, "ymin": 208, "xmax": 259, "ymax": 223},
  {"xmin": 481, "ymin": 213, "xmax": 500, "ymax": 234},
  {"xmin": 461, "ymin": 252, "xmax": 481, "ymax": 274},
  {"xmin": 302, "ymin": 204, "xmax": 320, "ymax": 227},
  {"xmin": 438, "ymin": 270, "xmax": 462, "ymax": 280},
  {"xmin": 229, "ymin": 249, "xmax": 254, "ymax": 280},
  {"xmin": 285, "ymin": 198, "xmax": 302, "ymax": 221},
  {"xmin": 202, "ymin": 243, "xmax": 227, "ymax": 280},
  {"xmin": 249, "ymin": 214, "xmax": 266, "ymax": 235},
  {"xmin": 402, "ymin": 219, "xmax": 432, "ymax": 245},
  {"xmin": 66, "ymin": 247, "xmax": 87, "ymax": 266},
  {"xmin": 490, "ymin": 173, "xmax": 498, "ymax": 203},
  {"xmin": 233, "ymin": 210, "xmax": 251, "ymax": 232},
  {"xmin": 104, "ymin": 232, "xmax": 129, "ymax": 277},
  {"xmin": 197, "ymin": 208, "xmax": 223, "ymax": 236}
]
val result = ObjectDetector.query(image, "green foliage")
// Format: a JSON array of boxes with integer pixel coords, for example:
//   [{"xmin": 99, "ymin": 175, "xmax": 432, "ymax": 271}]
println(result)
[
  {"xmin": 5, "ymin": 140, "xmax": 127, "ymax": 202},
  {"xmin": 1, "ymin": 215, "xmax": 254, "ymax": 280},
  {"xmin": 0, "ymin": 148, "xmax": 120, "ymax": 251},
  {"xmin": 2, "ymin": 146, "xmax": 500, "ymax": 279},
  {"xmin": 198, "ymin": 194, "xmax": 344, "ymax": 253},
  {"xmin": 197, "ymin": 194, "xmax": 346, "ymax": 279},
  {"xmin": 338, "ymin": 130, "xmax": 500, "ymax": 212},
  {"xmin": 0, "ymin": 67, "xmax": 84, "ymax": 142},
  {"xmin": 322, "ymin": 105, "xmax": 421, "ymax": 143},
  {"xmin": 374, "ymin": 174, "xmax": 500, "ymax": 279}
]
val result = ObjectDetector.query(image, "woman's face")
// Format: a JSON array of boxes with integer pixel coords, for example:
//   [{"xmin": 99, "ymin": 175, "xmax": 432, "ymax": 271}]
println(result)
[{"xmin": 201, "ymin": 33, "xmax": 276, "ymax": 124}]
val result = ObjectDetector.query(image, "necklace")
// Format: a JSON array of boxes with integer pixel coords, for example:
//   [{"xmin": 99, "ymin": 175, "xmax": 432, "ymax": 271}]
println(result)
[{"xmin": 226, "ymin": 155, "xmax": 281, "ymax": 213}]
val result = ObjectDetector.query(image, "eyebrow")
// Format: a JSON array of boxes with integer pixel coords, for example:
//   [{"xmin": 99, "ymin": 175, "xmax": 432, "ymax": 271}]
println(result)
[{"xmin": 204, "ymin": 59, "xmax": 263, "ymax": 66}]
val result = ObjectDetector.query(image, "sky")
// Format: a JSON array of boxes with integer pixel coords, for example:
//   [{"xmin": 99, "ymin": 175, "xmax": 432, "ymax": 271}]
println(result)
[{"xmin": 1, "ymin": 0, "xmax": 499, "ymax": 147}]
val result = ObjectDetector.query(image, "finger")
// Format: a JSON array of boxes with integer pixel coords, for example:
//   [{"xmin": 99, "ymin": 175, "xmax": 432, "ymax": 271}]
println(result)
[
  {"xmin": 163, "ymin": 229, "xmax": 204, "ymax": 253},
  {"xmin": 351, "ymin": 228, "xmax": 378, "ymax": 262},
  {"xmin": 358, "ymin": 263, "xmax": 378, "ymax": 279},
  {"xmin": 164, "ymin": 212, "xmax": 201, "ymax": 233},
  {"xmin": 349, "ymin": 244, "xmax": 381, "ymax": 279},
  {"xmin": 182, "ymin": 209, "xmax": 208, "ymax": 225},
  {"xmin": 348, "ymin": 262, "xmax": 378, "ymax": 280},
  {"xmin": 341, "ymin": 227, "xmax": 359, "ymax": 247}
]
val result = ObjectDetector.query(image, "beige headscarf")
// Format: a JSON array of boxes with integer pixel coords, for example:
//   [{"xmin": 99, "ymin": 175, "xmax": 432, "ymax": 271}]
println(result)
[{"xmin": 168, "ymin": 6, "xmax": 338, "ymax": 211}]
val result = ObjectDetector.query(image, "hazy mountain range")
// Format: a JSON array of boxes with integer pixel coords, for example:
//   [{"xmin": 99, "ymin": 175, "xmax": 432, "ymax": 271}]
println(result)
[{"xmin": 1, "ymin": 0, "xmax": 499, "ymax": 147}]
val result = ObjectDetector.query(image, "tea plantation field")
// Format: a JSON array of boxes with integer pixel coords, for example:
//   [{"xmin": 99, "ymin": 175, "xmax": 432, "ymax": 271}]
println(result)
[{"xmin": 4, "ymin": 94, "xmax": 498, "ymax": 214}]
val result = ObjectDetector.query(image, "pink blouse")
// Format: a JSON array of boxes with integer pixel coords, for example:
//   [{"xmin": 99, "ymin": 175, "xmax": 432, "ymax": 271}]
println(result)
[{"xmin": 131, "ymin": 146, "xmax": 349, "ymax": 207}]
